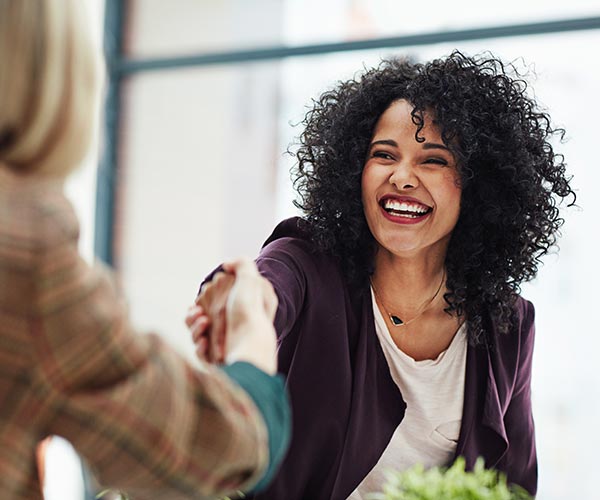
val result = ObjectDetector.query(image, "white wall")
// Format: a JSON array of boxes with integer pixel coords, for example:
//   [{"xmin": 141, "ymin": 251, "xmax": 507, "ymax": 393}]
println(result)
[{"xmin": 118, "ymin": 1, "xmax": 284, "ymax": 361}]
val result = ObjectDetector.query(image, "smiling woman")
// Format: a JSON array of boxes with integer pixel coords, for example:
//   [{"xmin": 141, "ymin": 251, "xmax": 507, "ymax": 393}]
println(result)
[{"xmin": 192, "ymin": 51, "xmax": 575, "ymax": 500}]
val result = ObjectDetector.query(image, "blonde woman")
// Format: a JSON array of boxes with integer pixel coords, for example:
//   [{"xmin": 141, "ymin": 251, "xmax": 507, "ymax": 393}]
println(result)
[{"xmin": 0, "ymin": 1, "xmax": 290, "ymax": 498}]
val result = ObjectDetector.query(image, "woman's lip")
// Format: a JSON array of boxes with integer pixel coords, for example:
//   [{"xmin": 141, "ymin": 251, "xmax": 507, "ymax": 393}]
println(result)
[
  {"xmin": 378, "ymin": 194, "xmax": 432, "ymax": 209},
  {"xmin": 378, "ymin": 203, "xmax": 432, "ymax": 225}
]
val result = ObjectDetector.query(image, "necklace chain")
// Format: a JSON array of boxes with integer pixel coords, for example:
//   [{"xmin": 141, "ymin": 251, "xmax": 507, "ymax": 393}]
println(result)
[{"xmin": 370, "ymin": 269, "xmax": 446, "ymax": 327}]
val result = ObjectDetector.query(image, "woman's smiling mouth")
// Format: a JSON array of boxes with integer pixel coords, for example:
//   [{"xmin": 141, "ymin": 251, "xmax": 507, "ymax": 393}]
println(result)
[{"xmin": 379, "ymin": 195, "xmax": 433, "ymax": 223}]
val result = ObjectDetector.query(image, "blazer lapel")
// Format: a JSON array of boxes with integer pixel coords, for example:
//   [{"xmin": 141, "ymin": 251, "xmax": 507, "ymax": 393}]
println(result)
[{"xmin": 455, "ymin": 340, "xmax": 508, "ymax": 469}]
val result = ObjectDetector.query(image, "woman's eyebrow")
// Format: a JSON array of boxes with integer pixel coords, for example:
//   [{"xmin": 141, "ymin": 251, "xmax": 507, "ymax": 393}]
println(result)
[
  {"xmin": 369, "ymin": 139, "xmax": 397, "ymax": 150},
  {"xmin": 422, "ymin": 142, "xmax": 450, "ymax": 152}
]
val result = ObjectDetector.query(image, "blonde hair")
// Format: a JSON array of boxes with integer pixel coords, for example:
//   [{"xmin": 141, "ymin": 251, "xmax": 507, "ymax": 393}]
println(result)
[{"xmin": 0, "ymin": 0, "xmax": 101, "ymax": 176}]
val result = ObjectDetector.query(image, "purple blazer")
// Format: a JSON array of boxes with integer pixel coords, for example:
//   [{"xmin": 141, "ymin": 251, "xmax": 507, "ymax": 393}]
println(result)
[{"xmin": 248, "ymin": 218, "xmax": 537, "ymax": 499}]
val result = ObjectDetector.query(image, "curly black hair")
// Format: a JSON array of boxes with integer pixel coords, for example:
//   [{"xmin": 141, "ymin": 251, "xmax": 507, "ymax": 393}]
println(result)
[{"xmin": 291, "ymin": 51, "xmax": 575, "ymax": 345}]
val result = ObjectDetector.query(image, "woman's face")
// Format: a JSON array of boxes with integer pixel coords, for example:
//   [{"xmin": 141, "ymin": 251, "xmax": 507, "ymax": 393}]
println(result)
[{"xmin": 361, "ymin": 99, "xmax": 462, "ymax": 260}]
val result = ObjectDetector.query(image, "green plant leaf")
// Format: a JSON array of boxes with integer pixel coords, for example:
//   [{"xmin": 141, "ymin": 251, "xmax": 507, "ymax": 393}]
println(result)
[{"xmin": 366, "ymin": 457, "xmax": 533, "ymax": 500}]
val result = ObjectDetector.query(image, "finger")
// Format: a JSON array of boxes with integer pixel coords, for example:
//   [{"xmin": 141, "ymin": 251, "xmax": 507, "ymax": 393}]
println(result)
[
  {"xmin": 215, "ymin": 322, "xmax": 228, "ymax": 363},
  {"xmin": 185, "ymin": 304, "xmax": 204, "ymax": 328},
  {"xmin": 203, "ymin": 273, "xmax": 232, "ymax": 305},
  {"xmin": 216, "ymin": 335, "xmax": 225, "ymax": 364},
  {"xmin": 195, "ymin": 337, "xmax": 208, "ymax": 361},
  {"xmin": 212, "ymin": 271, "xmax": 229, "ymax": 285},
  {"xmin": 198, "ymin": 272, "xmax": 224, "ymax": 294},
  {"xmin": 208, "ymin": 312, "xmax": 224, "ymax": 363},
  {"xmin": 191, "ymin": 316, "xmax": 210, "ymax": 343},
  {"xmin": 197, "ymin": 272, "xmax": 227, "ymax": 302},
  {"xmin": 197, "ymin": 280, "xmax": 210, "ymax": 297}
]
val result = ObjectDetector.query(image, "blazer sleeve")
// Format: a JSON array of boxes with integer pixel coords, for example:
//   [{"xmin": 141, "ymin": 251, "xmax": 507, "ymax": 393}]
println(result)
[
  {"xmin": 29, "ymin": 201, "xmax": 278, "ymax": 499},
  {"xmin": 199, "ymin": 236, "xmax": 309, "ymax": 344},
  {"xmin": 500, "ymin": 299, "xmax": 538, "ymax": 496},
  {"xmin": 255, "ymin": 238, "xmax": 308, "ymax": 343}
]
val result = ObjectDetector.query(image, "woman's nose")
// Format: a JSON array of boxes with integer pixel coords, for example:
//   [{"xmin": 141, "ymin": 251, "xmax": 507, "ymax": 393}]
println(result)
[{"xmin": 388, "ymin": 162, "xmax": 418, "ymax": 190}]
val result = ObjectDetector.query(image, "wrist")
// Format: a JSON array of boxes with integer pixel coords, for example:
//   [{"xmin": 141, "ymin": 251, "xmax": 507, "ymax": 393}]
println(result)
[{"xmin": 225, "ymin": 321, "xmax": 278, "ymax": 375}]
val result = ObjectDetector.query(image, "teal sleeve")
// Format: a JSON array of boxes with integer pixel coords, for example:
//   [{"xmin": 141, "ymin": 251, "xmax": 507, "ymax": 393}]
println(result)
[{"xmin": 221, "ymin": 362, "xmax": 291, "ymax": 493}]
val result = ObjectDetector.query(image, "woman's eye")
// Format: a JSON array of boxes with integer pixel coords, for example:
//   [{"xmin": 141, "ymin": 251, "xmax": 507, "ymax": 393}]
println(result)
[
  {"xmin": 372, "ymin": 151, "xmax": 393, "ymax": 160},
  {"xmin": 423, "ymin": 157, "xmax": 449, "ymax": 166}
]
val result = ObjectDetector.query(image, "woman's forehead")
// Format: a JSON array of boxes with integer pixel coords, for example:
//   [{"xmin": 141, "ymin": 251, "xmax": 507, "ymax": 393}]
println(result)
[{"xmin": 374, "ymin": 100, "xmax": 441, "ymax": 139}]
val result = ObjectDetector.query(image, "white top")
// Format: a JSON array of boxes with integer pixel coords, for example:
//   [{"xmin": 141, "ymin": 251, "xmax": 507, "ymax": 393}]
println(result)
[{"xmin": 347, "ymin": 288, "xmax": 468, "ymax": 500}]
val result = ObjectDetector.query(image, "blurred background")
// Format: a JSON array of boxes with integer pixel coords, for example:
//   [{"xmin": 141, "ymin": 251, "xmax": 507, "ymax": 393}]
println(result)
[{"xmin": 50, "ymin": 1, "xmax": 600, "ymax": 499}]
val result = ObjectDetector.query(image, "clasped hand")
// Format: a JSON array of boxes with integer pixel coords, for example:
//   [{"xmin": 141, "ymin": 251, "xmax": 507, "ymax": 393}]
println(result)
[{"xmin": 185, "ymin": 259, "xmax": 278, "ymax": 375}]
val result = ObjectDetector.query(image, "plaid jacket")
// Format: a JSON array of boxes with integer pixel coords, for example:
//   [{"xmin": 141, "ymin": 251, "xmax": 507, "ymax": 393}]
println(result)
[{"xmin": 0, "ymin": 167, "xmax": 269, "ymax": 499}]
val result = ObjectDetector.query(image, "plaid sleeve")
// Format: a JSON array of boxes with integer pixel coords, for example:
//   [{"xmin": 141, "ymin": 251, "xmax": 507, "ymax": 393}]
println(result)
[
  {"xmin": 222, "ymin": 362, "xmax": 291, "ymax": 493},
  {"xmin": 28, "ymin": 194, "xmax": 270, "ymax": 499}
]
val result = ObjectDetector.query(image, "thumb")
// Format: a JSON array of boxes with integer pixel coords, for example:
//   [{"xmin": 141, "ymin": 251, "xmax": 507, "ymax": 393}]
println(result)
[{"xmin": 222, "ymin": 257, "xmax": 258, "ymax": 278}]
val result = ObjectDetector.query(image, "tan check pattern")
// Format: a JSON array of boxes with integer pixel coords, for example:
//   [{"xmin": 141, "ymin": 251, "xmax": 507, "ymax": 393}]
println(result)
[{"xmin": 0, "ymin": 167, "xmax": 268, "ymax": 499}]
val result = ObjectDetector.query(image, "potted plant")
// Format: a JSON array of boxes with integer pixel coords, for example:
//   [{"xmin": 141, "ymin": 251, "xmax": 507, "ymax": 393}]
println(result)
[{"xmin": 368, "ymin": 457, "xmax": 533, "ymax": 500}]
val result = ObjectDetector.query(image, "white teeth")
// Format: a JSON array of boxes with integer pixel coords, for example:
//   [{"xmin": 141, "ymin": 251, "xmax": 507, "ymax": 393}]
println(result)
[{"xmin": 383, "ymin": 199, "xmax": 429, "ymax": 214}]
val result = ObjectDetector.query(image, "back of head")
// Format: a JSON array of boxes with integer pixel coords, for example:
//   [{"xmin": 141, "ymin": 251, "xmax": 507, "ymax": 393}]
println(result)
[{"xmin": 0, "ymin": 0, "xmax": 101, "ymax": 177}]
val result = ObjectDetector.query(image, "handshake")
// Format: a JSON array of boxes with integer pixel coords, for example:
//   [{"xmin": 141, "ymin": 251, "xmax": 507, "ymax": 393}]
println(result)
[{"xmin": 185, "ymin": 259, "xmax": 279, "ymax": 375}]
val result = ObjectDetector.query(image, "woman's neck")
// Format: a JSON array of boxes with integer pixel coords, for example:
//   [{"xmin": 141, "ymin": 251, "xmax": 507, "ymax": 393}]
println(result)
[{"xmin": 371, "ymin": 248, "xmax": 447, "ymax": 312}]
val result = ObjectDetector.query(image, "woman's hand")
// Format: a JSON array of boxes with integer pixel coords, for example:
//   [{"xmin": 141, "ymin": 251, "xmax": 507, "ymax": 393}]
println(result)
[
  {"xmin": 186, "ymin": 272, "xmax": 234, "ymax": 363},
  {"xmin": 186, "ymin": 259, "xmax": 278, "ymax": 374}
]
